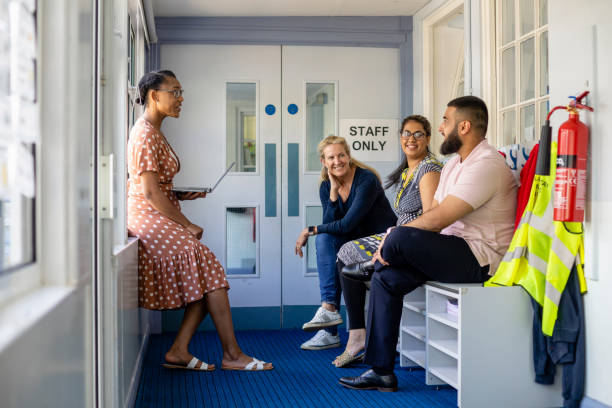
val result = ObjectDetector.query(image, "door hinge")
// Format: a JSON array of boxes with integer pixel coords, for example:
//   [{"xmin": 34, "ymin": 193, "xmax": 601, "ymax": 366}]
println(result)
[{"xmin": 99, "ymin": 154, "xmax": 114, "ymax": 219}]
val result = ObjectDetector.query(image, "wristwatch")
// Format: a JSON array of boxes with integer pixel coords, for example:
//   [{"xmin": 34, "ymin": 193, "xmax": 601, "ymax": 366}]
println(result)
[{"xmin": 308, "ymin": 226, "xmax": 316, "ymax": 236}]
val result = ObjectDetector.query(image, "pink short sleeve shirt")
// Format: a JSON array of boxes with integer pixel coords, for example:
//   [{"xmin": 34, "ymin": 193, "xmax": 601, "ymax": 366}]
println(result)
[{"xmin": 434, "ymin": 140, "xmax": 518, "ymax": 274}]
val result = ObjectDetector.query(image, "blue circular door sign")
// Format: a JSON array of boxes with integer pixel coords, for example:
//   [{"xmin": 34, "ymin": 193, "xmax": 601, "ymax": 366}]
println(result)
[
  {"xmin": 265, "ymin": 104, "xmax": 276, "ymax": 115},
  {"xmin": 287, "ymin": 104, "xmax": 298, "ymax": 115}
]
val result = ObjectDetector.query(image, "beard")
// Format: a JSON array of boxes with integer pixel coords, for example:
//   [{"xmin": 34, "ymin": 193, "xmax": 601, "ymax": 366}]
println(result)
[{"xmin": 440, "ymin": 125, "xmax": 462, "ymax": 155}]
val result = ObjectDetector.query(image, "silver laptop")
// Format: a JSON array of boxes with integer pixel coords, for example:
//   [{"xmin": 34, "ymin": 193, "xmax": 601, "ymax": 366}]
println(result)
[{"xmin": 172, "ymin": 162, "xmax": 236, "ymax": 194}]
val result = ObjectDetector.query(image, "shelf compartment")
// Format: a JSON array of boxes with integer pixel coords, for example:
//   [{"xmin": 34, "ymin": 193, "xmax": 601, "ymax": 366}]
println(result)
[
  {"xmin": 402, "ymin": 325, "xmax": 426, "ymax": 341},
  {"xmin": 429, "ymin": 339, "xmax": 458, "ymax": 359},
  {"xmin": 401, "ymin": 349, "xmax": 426, "ymax": 368},
  {"xmin": 427, "ymin": 311, "xmax": 458, "ymax": 328},
  {"xmin": 403, "ymin": 301, "xmax": 426, "ymax": 315},
  {"xmin": 429, "ymin": 365, "xmax": 458, "ymax": 389}
]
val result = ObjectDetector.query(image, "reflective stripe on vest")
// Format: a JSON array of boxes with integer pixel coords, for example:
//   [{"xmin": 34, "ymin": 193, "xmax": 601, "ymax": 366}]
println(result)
[{"xmin": 485, "ymin": 142, "xmax": 586, "ymax": 336}]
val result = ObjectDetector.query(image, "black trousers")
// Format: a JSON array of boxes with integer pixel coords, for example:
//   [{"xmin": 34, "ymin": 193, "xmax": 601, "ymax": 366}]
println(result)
[
  {"xmin": 338, "ymin": 261, "xmax": 369, "ymax": 330},
  {"xmin": 364, "ymin": 227, "xmax": 490, "ymax": 372}
]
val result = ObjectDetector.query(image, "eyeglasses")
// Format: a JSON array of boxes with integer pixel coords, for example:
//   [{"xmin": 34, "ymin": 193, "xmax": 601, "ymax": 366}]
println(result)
[
  {"xmin": 400, "ymin": 130, "xmax": 426, "ymax": 140},
  {"xmin": 157, "ymin": 88, "xmax": 184, "ymax": 98}
]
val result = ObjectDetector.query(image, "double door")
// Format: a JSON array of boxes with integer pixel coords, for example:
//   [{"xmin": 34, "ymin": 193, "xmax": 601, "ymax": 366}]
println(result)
[{"xmin": 161, "ymin": 44, "xmax": 399, "ymax": 321}]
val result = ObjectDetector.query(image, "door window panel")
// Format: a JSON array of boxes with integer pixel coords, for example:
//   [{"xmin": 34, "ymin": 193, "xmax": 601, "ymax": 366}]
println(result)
[
  {"xmin": 305, "ymin": 206, "xmax": 322, "ymax": 275},
  {"xmin": 539, "ymin": 100, "xmax": 549, "ymax": 130},
  {"xmin": 226, "ymin": 207, "xmax": 257, "ymax": 275},
  {"xmin": 520, "ymin": 104, "xmax": 536, "ymax": 142},
  {"xmin": 539, "ymin": 32, "xmax": 549, "ymax": 96},
  {"xmin": 519, "ymin": 37, "xmax": 535, "ymax": 102},
  {"xmin": 305, "ymin": 83, "xmax": 336, "ymax": 171},
  {"xmin": 501, "ymin": 47, "xmax": 516, "ymax": 108},
  {"xmin": 501, "ymin": 0, "xmax": 515, "ymax": 45},
  {"xmin": 539, "ymin": 0, "xmax": 548, "ymax": 26},
  {"xmin": 501, "ymin": 110, "xmax": 516, "ymax": 146},
  {"xmin": 519, "ymin": 0, "xmax": 535, "ymax": 36},
  {"xmin": 226, "ymin": 83, "xmax": 257, "ymax": 173}
]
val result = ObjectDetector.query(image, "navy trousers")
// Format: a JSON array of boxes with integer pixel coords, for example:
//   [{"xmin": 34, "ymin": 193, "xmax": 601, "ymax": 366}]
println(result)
[{"xmin": 364, "ymin": 227, "xmax": 490, "ymax": 372}]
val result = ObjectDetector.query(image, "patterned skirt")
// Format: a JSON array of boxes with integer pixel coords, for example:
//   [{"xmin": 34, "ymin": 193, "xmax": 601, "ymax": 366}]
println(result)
[{"xmin": 337, "ymin": 233, "xmax": 385, "ymax": 265}]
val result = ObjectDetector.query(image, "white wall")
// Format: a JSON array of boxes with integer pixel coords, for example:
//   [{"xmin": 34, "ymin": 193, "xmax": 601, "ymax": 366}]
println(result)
[
  {"xmin": 100, "ymin": 1, "xmax": 156, "ymax": 406},
  {"xmin": 549, "ymin": 1, "xmax": 612, "ymax": 405}
]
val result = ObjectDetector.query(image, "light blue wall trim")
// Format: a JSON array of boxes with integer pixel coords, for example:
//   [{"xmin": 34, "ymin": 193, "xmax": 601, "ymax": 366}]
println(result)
[
  {"xmin": 155, "ymin": 16, "xmax": 411, "ymax": 47},
  {"xmin": 162, "ymin": 307, "xmax": 281, "ymax": 331},
  {"xmin": 161, "ymin": 305, "xmax": 347, "ymax": 331},
  {"xmin": 398, "ymin": 16, "xmax": 413, "ymax": 118},
  {"xmin": 287, "ymin": 143, "xmax": 299, "ymax": 216},
  {"xmin": 147, "ymin": 42, "xmax": 160, "ymax": 71},
  {"xmin": 264, "ymin": 143, "xmax": 277, "ymax": 217},
  {"xmin": 582, "ymin": 397, "xmax": 612, "ymax": 408},
  {"xmin": 150, "ymin": 16, "xmax": 413, "ymax": 117}
]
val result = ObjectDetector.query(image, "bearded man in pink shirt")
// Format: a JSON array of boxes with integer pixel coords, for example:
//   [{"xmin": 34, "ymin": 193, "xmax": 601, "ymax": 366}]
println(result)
[{"xmin": 339, "ymin": 96, "xmax": 517, "ymax": 392}]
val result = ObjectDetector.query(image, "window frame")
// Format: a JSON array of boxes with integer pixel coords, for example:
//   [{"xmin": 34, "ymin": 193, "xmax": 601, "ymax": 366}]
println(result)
[{"xmin": 494, "ymin": 0, "xmax": 549, "ymax": 147}]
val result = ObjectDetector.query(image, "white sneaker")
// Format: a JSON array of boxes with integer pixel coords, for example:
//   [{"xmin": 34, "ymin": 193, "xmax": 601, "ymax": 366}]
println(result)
[
  {"xmin": 300, "ymin": 329, "xmax": 341, "ymax": 350},
  {"xmin": 302, "ymin": 306, "xmax": 343, "ymax": 331}
]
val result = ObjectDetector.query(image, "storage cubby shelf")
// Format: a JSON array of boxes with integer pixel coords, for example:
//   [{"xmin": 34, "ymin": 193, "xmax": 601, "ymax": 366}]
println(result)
[{"xmin": 398, "ymin": 282, "xmax": 563, "ymax": 407}]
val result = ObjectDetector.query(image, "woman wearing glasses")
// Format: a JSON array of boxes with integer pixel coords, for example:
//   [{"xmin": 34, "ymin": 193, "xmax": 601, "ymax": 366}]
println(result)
[
  {"xmin": 332, "ymin": 115, "xmax": 442, "ymax": 368},
  {"xmin": 127, "ymin": 70, "xmax": 272, "ymax": 371}
]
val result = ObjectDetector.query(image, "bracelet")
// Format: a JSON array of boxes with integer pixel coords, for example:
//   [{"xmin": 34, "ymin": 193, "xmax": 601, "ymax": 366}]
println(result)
[{"xmin": 308, "ymin": 226, "xmax": 316, "ymax": 236}]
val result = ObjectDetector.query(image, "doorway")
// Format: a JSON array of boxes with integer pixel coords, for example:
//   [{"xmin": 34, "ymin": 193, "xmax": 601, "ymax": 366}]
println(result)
[{"xmin": 159, "ymin": 44, "xmax": 400, "ymax": 327}]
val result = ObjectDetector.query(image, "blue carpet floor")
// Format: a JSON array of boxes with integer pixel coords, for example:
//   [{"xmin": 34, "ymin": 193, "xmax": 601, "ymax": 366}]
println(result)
[{"xmin": 134, "ymin": 329, "xmax": 457, "ymax": 408}]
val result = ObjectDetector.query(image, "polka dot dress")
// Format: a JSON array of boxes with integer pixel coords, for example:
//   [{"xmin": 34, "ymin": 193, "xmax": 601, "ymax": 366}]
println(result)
[{"xmin": 127, "ymin": 117, "xmax": 229, "ymax": 310}]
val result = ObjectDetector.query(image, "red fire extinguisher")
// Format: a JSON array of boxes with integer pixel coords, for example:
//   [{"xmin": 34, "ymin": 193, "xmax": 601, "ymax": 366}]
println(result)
[{"xmin": 546, "ymin": 91, "xmax": 593, "ymax": 222}]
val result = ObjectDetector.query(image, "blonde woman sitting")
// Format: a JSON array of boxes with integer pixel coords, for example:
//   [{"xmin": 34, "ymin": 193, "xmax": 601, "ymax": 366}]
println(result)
[{"xmin": 294, "ymin": 136, "xmax": 397, "ymax": 350}]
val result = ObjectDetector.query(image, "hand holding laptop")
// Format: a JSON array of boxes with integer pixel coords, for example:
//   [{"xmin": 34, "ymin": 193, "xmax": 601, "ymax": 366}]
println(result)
[{"xmin": 176, "ymin": 191, "xmax": 207, "ymax": 201}]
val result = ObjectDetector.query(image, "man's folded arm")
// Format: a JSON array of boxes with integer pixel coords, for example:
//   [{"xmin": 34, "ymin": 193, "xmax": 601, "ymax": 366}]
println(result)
[{"xmin": 402, "ymin": 195, "xmax": 474, "ymax": 232}]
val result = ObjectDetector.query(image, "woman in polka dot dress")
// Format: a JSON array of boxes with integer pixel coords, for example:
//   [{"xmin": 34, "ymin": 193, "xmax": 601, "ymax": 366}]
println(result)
[{"xmin": 127, "ymin": 70, "xmax": 272, "ymax": 372}]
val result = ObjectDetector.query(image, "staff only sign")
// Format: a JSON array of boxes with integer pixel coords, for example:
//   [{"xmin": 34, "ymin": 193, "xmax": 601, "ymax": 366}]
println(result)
[{"xmin": 339, "ymin": 119, "xmax": 399, "ymax": 162}]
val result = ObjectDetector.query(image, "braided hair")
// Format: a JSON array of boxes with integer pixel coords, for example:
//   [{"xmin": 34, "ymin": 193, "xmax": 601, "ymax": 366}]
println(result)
[
  {"xmin": 384, "ymin": 114, "xmax": 432, "ymax": 189},
  {"xmin": 135, "ymin": 70, "xmax": 177, "ymax": 106}
]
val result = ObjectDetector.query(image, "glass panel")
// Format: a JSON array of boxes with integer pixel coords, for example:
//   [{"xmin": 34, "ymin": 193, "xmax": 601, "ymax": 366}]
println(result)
[
  {"xmin": 306, "ymin": 83, "xmax": 336, "ymax": 171},
  {"xmin": 501, "ymin": 0, "xmax": 515, "ymax": 45},
  {"xmin": 226, "ymin": 83, "xmax": 256, "ymax": 173},
  {"xmin": 520, "ymin": 37, "xmax": 535, "ymax": 101},
  {"xmin": 501, "ymin": 110, "xmax": 516, "ymax": 145},
  {"xmin": 226, "ymin": 207, "xmax": 256, "ymax": 275},
  {"xmin": 539, "ymin": 0, "xmax": 548, "ymax": 26},
  {"xmin": 519, "ymin": 0, "xmax": 535, "ymax": 36},
  {"xmin": 539, "ymin": 31, "xmax": 549, "ymax": 96},
  {"xmin": 501, "ymin": 47, "xmax": 516, "ymax": 107},
  {"xmin": 0, "ymin": 1, "xmax": 36, "ymax": 272},
  {"xmin": 539, "ymin": 99, "xmax": 549, "ymax": 131},
  {"xmin": 305, "ymin": 206, "xmax": 323, "ymax": 274},
  {"xmin": 520, "ymin": 104, "xmax": 536, "ymax": 143}
]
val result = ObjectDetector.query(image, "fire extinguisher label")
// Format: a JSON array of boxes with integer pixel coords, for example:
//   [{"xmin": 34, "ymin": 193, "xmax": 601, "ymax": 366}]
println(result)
[
  {"xmin": 557, "ymin": 154, "xmax": 577, "ymax": 168},
  {"xmin": 554, "ymin": 168, "xmax": 571, "ymax": 209},
  {"xmin": 576, "ymin": 169, "xmax": 586, "ymax": 211}
]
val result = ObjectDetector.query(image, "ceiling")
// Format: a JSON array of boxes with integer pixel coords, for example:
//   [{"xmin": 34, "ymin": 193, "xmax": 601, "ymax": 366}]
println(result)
[{"xmin": 151, "ymin": 0, "xmax": 431, "ymax": 17}]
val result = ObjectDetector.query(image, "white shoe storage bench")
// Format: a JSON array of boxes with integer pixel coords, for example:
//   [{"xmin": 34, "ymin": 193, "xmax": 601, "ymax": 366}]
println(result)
[{"xmin": 398, "ymin": 282, "xmax": 563, "ymax": 408}]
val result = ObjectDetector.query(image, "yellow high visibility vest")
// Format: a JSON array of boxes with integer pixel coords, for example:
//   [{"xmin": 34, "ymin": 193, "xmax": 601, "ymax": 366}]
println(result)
[{"xmin": 485, "ymin": 142, "xmax": 587, "ymax": 336}]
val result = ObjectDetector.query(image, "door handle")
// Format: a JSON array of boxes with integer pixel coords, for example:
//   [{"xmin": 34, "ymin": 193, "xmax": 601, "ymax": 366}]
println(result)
[
  {"xmin": 288, "ymin": 143, "xmax": 299, "ymax": 216},
  {"xmin": 264, "ymin": 144, "xmax": 276, "ymax": 217}
]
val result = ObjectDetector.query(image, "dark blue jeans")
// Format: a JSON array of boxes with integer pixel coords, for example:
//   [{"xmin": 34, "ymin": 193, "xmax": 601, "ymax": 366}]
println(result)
[{"xmin": 315, "ymin": 233, "xmax": 348, "ymax": 335}]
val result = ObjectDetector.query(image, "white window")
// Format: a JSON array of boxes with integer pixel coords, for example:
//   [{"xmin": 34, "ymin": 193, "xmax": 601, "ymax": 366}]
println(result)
[
  {"xmin": 496, "ymin": 0, "xmax": 549, "ymax": 146},
  {"xmin": 0, "ymin": 1, "xmax": 38, "ymax": 289}
]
